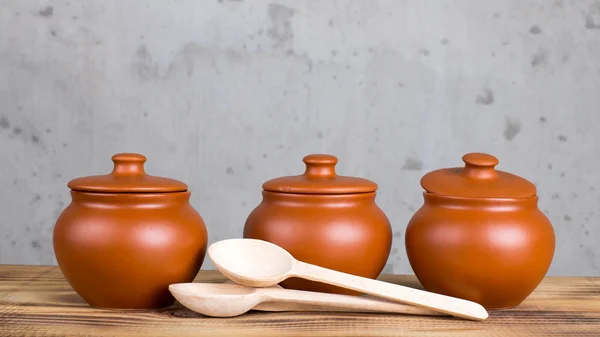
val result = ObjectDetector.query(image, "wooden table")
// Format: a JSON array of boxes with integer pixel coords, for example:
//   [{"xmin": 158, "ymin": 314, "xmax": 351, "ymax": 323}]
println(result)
[{"xmin": 1, "ymin": 266, "xmax": 600, "ymax": 336}]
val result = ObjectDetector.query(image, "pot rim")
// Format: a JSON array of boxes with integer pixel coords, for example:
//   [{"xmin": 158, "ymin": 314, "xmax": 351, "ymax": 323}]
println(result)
[
  {"xmin": 67, "ymin": 190, "xmax": 193, "ymax": 207},
  {"xmin": 69, "ymin": 188, "xmax": 186, "ymax": 195},
  {"xmin": 261, "ymin": 189, "xmax": 375, "ymax": 196},
  {"xmin": 262, "ymin": 190, "xmax": 376, "ymax": 197},
  {"xmin": 70, "ymin": 190, "xmax": 192, "ymax": 196},
  {"xmin": 423, "ymin": 191, "xmax": 539, "ymax": 202}
]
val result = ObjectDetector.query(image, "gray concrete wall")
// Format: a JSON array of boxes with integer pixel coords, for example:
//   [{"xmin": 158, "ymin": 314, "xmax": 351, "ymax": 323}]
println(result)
[{"xmin": 1, "ymin": 0, "xmax": 599, "ymax": 275}]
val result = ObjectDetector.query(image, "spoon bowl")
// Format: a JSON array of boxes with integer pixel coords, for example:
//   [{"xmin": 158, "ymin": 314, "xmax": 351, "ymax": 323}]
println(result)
[
  {"xmin": 169, "ymin": 283, "xmax": 261, "ymax": 317},
  {"xmin": 208, "ymin": 238, "xmax": 295, "ymax": 287}
]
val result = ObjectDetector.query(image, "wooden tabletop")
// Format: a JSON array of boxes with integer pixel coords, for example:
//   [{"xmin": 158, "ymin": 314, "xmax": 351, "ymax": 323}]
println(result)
[{"xmin": 1, "ymin": 266, "xmax": 600, "ymax": 336}]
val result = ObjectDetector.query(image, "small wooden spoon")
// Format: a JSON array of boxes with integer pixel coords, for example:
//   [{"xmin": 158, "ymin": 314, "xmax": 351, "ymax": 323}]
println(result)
[
  {"xmin": 169, "ymin": 282, "xmax": 445, "ymax": 317},
  {"xmin": 208, "ymin": 238, "xmax": 488, "ymax": 321},
  {"xmin": 220, "ymin": 281, "xmax": 440, "ymax": 313}
]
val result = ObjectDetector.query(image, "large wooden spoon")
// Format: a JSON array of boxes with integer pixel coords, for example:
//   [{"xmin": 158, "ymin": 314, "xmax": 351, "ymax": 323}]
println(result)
[
  {"xmin": 207, "ymin": 238, "xmax": 488, "ymax": 321},
  {"xmin": 169, "ymin": 282, "xmax": 445, "ymax": 317}
]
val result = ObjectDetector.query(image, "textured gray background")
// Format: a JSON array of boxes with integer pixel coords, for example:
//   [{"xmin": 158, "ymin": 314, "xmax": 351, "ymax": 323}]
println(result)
[{"xmin": 1, "ymin": 0, "xmax": 599, "ymax": 276}]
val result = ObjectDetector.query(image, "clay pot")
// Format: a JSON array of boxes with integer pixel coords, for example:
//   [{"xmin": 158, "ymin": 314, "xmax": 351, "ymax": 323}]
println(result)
[
  {"xmin": 53, "ymin": 153, "xmax": 208, "ymax": 309},
  {"xmin": 243, "ymin": 154, "xmax": 392, "ymax": 295},
  {"xmin": 405, "ymin": 153, "xmax": 555, "ymax": 309}
]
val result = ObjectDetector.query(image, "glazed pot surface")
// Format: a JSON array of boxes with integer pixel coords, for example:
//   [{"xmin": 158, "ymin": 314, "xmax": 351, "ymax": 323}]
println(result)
[
  {"xmin": 244, "ymin": 191, "xmax": 392, "ymax": 295},
  {"xmin": 54, "ymin": 191, "xmax": 208, "ymax": 309},
  {"xmin": 405, "ymin": 193, "xmax": 555, "ymax": 309}
]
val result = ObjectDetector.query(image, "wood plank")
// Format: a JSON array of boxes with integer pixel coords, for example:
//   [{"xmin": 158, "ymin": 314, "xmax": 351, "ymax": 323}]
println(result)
[{"xmin": 1, "ymin": 265, "xmax": 600, "ymax": 336}]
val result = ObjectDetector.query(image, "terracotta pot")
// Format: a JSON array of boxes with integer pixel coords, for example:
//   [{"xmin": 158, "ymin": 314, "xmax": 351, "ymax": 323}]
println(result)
[
  {"xmin": 53, "ymin": 153, "xmax": 208, "ymax": 309},
  {"xmin": 243, "ymin": 154, "xmax": 392, "ymax": 295},
  {"xmin": 405, "ymin": 153, "xmax": 555, "ymax": 309}
]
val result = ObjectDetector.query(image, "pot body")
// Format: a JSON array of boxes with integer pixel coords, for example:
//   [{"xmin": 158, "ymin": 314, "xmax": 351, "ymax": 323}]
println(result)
[
  {"xmin": 243, "ymin": 191, "xmax": 392, "ymax": 295},
  {"xmin": 405, "ymin": 193, "xmax": 555, "ymax": 309},
  {"xmin": 53, "ymin": 191, "xmax": 208, "ymax": 309}
]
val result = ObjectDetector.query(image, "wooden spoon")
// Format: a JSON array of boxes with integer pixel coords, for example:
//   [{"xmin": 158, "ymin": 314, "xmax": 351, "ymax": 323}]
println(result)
[
  {"xmin": 169, "ymin": 282, "xmax": 445, "ymax": 317},
  {"xmin": 207, "ymin": 238, "xmax": 488, "ymax": 321}
]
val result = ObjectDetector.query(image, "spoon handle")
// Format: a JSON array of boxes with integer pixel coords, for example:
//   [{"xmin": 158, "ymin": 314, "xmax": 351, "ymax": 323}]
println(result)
[
  {"xmin": 259, "ymin": 288, "xmax": 445, "ymax": 316},
  {"xmin": 291, "ymin": 261, "xmax": 488, "ymax": 321}
]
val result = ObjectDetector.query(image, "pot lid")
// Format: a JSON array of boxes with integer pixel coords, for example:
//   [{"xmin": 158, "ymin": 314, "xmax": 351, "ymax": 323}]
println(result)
[
  {"xmin": 262, "ymin": 154, "xmax": 378, "ymax": 194},
  {"xmin": 67, "ymin": 153, "xmax": 188, "ymax": 193},
  {"xmin": 420, "ymin": 153, "xmax": 536, "ymax": 198}
]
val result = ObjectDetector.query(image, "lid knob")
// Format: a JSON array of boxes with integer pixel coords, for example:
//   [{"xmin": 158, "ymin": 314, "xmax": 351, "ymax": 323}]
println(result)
[
  {"xmin": 461, "ymin": 153, "xmax": 499, "ymax": 179},
  {"xmin": 303, "ymin": 154, "xmax": 338, "ymax": 178},
  {"xmin": 111, "ymin": 153, "xmax": 147, "ymax": 176}
]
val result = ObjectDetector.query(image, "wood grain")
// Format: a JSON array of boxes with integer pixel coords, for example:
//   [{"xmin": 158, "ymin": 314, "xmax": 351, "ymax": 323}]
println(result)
[{"xmin": 1, "ymin": 265, "xmax": 600, "ymax": 336}]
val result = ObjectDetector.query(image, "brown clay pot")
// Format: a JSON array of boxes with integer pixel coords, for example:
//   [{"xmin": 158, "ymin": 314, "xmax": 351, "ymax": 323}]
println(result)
[
  {"xmin": 243, "ymin": 154, "xmax": 392, "ymax": 295},
  {"xmin": 405, "ymin": 153, "xmax": 555, "ymax": 309},
  {"xmin": 53, "ymin": 153, "xmax": 208, "ymax": 309}
]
